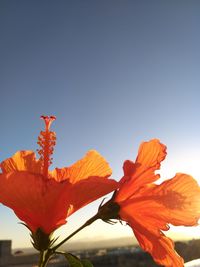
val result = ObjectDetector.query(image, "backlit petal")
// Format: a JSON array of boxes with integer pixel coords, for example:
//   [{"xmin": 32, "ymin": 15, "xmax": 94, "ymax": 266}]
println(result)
[
  {"xmin": 1, "ymin": 151, "xmax": 42, "ymax": 174},
  {"xmin": 117, "ymin": 173, "xmax": 200, "ymax": 266},
  {"xmin": 116, "ymin": 139, "xmax": 166, "ymax": 201},
  {"xmin": 120, "ymin": 204, "xmax": 184, "ymax": 266},
  {"xmin": 119, "ymin": 173, "xmax": 200, "ymax": 233},
  {"xmin": 133, "ymin": 224, "xmax": 184, "ymax": 267},
  {"xmin": 136, "ymin": 139, "xmax": 167, "ymax": 174},
  {"xmin": 0, "ymin": 172, "xmax": 71, "ymax": 233},
  {"xmin": 51, "ymin": 150, "xmax": 112, "ymax": 183},
  {"xmin": 149, "ymin": 173, "xmax": 200, "ymax": 226},
  {"xmin": 66, "ymin": 176, "xmax": 118, "ymax": 216}
]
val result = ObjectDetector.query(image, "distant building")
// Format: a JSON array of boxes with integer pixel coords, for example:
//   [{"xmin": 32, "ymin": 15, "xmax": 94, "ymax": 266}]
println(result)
[
  {"xmin": 0, "ymin": 240, "xmax": 12, "ymax": 266},
  {"xmin": 0, "ymin": 240, "xmax": 39, "ymax": 267},
  {"xmin": 1, "ymin": 239, "xmax": 199, "ymax": 267}
]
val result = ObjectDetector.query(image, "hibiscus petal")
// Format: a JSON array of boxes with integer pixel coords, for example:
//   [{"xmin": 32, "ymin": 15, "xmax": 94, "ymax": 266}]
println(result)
[
  {"xmin": 116, "ymin": 139, "xmax": 167, "ymax": 201},
  {"xmin": 120, "ymin": 205, "xmax": 184, "ymax": 266},
  {"xmin": 149, "ymin": 173, "xmax": 200, "ymax": 226},
  {"xmin": 133, "ymin": 224, "xmax": 184, "ymax": 267},
  {"xmin": 136, "ymin": 139, "xmax": 167, "ymax": 172},
  {"xmin": 119, "ymin": 173, "xmax": 200, "ymax": 233},
  {"xmin": 66, "ymin": 176, "xmax": 118, "ymax": 216},
  {"xmin": 51, "ymin": 150, "xmax": 112, "ymax": 183},
  {"xmin": 117, "ymin": 174, "xmax": 200, "ymax": 266},
  {"xmin": 0, "ymin": 172, "xmax": 71, "ymax": 233},
  {"xmin": 1, "ymin": 151, "xmax": 42, "ymax": 174}
]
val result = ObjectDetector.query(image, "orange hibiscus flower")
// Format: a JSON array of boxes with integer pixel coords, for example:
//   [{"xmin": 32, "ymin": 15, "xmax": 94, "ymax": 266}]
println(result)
[
  {"xmin": 0, "ymin": 116, "xmax": 118, "ymax": 237},
  {"xmin": 98, "ymin": 139, "xmax": 200, "ymax": 267}
]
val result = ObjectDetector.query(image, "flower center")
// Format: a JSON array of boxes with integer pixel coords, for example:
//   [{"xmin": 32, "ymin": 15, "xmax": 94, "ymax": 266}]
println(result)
[{"xmin": 37, "ymin": 115, "xmax": 56, "ymax": 177}]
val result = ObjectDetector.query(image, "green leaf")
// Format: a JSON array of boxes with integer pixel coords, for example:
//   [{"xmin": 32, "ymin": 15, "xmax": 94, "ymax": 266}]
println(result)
[
  {"xmin": 81, "ymin": 259, "xmax": 94, "ymax": 267},
  {"xmin": 65, "ymin": 253, "xmax": 83, "ymax": 267}
]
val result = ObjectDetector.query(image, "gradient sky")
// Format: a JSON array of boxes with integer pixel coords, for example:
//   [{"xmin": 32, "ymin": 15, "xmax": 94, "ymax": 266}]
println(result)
[{"xmin": 0, "ymin": 0, "xmax": 200, "ymax": 249}]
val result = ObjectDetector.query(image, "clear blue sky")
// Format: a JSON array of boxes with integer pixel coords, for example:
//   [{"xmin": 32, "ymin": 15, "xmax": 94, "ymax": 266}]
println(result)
[{"xmin": 0, "ymin": 0, "xmax": 200, "ymax": 248}]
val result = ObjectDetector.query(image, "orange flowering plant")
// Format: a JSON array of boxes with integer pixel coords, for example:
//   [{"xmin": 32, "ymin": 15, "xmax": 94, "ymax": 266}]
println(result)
[
  {"xmin": 0, "ymin": 116, "xmax": 118, "ymax": 266},
  {"xmin": 0, "ymin": 116, "xmax": 200, "ymax": 267},
  {"xmin": 97, "ymin": 139, "xmax": 200, "ymax": 267}
]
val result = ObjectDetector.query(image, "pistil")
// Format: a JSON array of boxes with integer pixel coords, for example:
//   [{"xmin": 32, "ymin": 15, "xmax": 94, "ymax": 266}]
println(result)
[{"xmin": 37, "ymin": 116, "xmax": 56, "ymax": 177}]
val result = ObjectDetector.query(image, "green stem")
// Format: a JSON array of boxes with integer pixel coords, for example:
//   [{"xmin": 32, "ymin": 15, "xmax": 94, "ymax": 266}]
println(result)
[
  {"xmin": 38, "ymin": 250, "xmax": 52, "ymax": 267},
  {"xmin": 38, "ymin": 251, "xmax": 44, "ymax": 267},
  {"xmin": 52, "ymin": 213, "xmax": 99, "ymax": 252}
]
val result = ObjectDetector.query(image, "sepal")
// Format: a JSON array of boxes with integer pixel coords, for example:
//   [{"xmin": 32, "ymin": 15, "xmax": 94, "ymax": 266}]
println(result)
[
  {"xmin": 30, "ymin": 228, "xmax": 55, "ymax": 251},
  {"xmin": 97, "ymin": 194, "xmax": 120, "ymax": 223}
]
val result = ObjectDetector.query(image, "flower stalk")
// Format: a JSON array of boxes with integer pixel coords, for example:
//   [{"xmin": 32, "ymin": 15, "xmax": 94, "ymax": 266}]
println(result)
[
  {"xmin": 38, "ymin": 250, "xmax": 51, "ymax": 267},
  {"xmin": 52, "ymin": 213, "xmax": 99, "ymax": 251}
]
